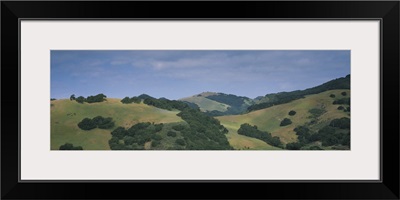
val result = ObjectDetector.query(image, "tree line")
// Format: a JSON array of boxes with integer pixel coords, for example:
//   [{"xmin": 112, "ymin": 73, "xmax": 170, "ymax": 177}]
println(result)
[
  {"xmin": 78, "ymin": 116, "xmax": 115, "ymax": 130},
  {"xmin": 108, "ymin": 122, "xmax": 164, "ymax": 150},
  {"xmin": 237, "ymin": 123, "xmax": 283, "ymax": 148},
  {"xmin": 70, "ymin": 93, "xmax": 107, "ymax": 104},
  {"xmin": 121, "ymin": 96, "xmax": 141, "ymax": 104},
  {"xmin": 59, "ymin": 143, "xmax": 83, "ymax": 150},
  {"xmin": 285, "ymin": 117, "xmax": 350, "ymax": 150}
]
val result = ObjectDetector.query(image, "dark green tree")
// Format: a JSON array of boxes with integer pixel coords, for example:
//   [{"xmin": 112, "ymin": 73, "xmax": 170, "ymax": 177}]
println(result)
[
  {"xmin": 167, "ymin": 131, "xmax": 177, "ymax": 137},
  {"xmin": 111, "ymin": 127, "xmax": 128, "ymax": 139},
  {"xmin": 77, "ymin": 118, "xmax": 97, "ymax": 130},
  {"xmin": 70, "ymin": 94, "xmax": 76, "ymax": 101},
  {"xmin": 175, "ymin": 139, "xmax": 186, "ymax": 146},
  {"xmin": 59, "ymin": 143, "xmax": 83, "ymax": 150},
  {"xmin": 280, "ymin": 118, "xmax": 292, "ymax": 126},
  {"xmin": 286, "ymin": 142, "xmax": 302, "ymax": 150},
  {"xmin": 76, "ymin": 96, "xmax": 85, "ymax": 103},
  {"xmin": 121, "ymin": 97, "xmax": 131, "ymax": 104},
  {"xmin": 329, "ymin": 117, "xmax": 350, "ymax": 129},
  {"xmin": 288, "ymin": 110, "xmax": 296, "ymax": 116}
]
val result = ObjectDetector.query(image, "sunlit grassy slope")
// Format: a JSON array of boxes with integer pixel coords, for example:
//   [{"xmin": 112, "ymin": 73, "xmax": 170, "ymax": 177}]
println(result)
[
  {"xmin": 179, "ymin": 96, "xmax": 230, "ymax": 112},
  {"xmin": 51, "ymin": 98, "xmax": 183, "ymax": 150},
  {"xmin": 217, "ymin": 90, "xmax": 350, "ymax": 149}
]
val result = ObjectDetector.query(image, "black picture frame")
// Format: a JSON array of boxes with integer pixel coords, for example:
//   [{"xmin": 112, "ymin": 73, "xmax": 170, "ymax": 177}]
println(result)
[{"xmin": 2, "ymin": 1, "xmax": 399, "ymax": 199}]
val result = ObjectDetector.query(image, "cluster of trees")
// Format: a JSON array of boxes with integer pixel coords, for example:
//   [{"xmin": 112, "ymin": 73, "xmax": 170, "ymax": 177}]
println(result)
[
  {"xmin": 105, "ymin": 105, "xmax": 231, "ymax": 150},
  {"xmin": 121, "ymin": 96, "xmax": 141, "ymax": 104},
  {"xmin": 333, "ymin": 98, "xmax": 350, "ymax": 105},
  {"xmin": 237, "ymin": 123, "xmax": 283, "ymax": 148},
  {"xmin": 167, "ymin": 131, "xmax": 177, "ymax": 137},
  {"xmin": 313, "ymin": 126, "xmax": 350, "ymax": 147},
  {"xmin": 139, "ymin": 95, "xmax": 190, "ymax": 111},
  {"xmin": 59, "ymin": 143, "xmax": 83, "ymax": 150},
  {"xmin": 78, "ymin": 116, "xmax": 115, "ymax": 130},
  {"xmin": 176, "ymin": 108, "xmax": 232, "ymax": 150},
  {"xmin": 108, "ymin": 122, "xmax": 164, "ymax": 150},
  {"xmin": 330, "ymin": 117, "xmax": 350, "ymax": 129},
  {"xmin": 286, "ymin": 142, "xmax": 322, "ymax": 150},
  {"xmin": 247, "ymin": 75, "xmax": 350, "ymax": 112},
  {"xmin": 280, "ymin": 118, "xmax": 292, "ymax": 126},
  {"xmin": 70, "ymin": 94, "xmax": 107, "ymax": 104},
  {"xmin": 181, "ymin": 101, "xmax": 200, "ymax": 109},
  {"xmin": 286, "ymin": 117, "xmax": 350, "ymax": 150}
]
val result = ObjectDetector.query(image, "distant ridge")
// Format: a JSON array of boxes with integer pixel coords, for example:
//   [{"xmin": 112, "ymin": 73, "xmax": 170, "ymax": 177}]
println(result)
[{"xmin": 247, "ymin": 75, "xmax": 350, "ymax": 112}]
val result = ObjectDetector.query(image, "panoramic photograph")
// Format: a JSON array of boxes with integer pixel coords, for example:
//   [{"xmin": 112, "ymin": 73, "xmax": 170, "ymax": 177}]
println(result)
[{"xmin": 51, "ymin": 50, "xmax": 350, "ymax": 150}]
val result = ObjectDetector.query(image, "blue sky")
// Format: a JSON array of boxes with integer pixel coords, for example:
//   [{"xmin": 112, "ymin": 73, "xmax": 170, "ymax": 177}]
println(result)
[{"xmin": 51, "ymin": 50, "xmax": 350, "ymax": 100}]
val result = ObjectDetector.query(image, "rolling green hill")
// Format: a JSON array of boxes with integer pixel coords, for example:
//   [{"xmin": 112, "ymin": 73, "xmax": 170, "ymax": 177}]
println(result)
[
  {"xmin": 180, "ymin": 92, "xmax": 254, "ymax": 116},
  {"xmin": 52, "ymin": 88, "xmax": 350, "ymax": 150},
  {"xmin": 248, "ymin": 75, "xmax": 350, "ymax": 112},
  {"xmin": 51, "ymin": 98, "xmax": 183, "ymax": 150},
  {"xmin": 179, "ymin": 92, "xmax": 230, "ymax": 112},
  {"xmin": 217, "ymin": 89, "xmax": 350, "ymax": 149}
]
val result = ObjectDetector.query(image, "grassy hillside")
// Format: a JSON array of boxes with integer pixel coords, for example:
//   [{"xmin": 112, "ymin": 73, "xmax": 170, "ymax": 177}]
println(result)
[
  {"xmin": 179, "ymin": 96, "xmax": 230, "ymax": 112},
  {"xmin": 51, "ymin": 98, "xmax": 183, "ymax": 150},
  {"xmin": 180, "ymin": 92, "xmax": 255, "ymax": 116},
  {"xmin": 249, "ymin": 75, "xmax": 350, "ymax": 112},
  {"xmin": 217, "ymin": 89, "xmax": 350, "ymax": 148}
]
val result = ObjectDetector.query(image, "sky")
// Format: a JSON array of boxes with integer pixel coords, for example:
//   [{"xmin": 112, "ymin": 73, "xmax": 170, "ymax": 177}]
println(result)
[{"xmin": 51, "ymin": 50, "xmax": 350, "ymax": 100}]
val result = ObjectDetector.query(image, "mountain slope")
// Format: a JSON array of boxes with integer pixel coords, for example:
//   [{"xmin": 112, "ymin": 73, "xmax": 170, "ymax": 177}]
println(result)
[
  {"xmin": 51, "ymin": 98, "xmax": 183, "ymax": 150},
  {"xmin": 248, "ymin": 75, "xmax": 350, "ymax": 112},
  {"xmin": 179, "ymin": 95, "xmax": 230, "ymax": 112},
  {"xmin": 180, "ymin": 92, "xmax": 254, "ymax": 116},
  {"xmin": 217, "ymin": 89, "xmax": 350, "ymax": 147}
]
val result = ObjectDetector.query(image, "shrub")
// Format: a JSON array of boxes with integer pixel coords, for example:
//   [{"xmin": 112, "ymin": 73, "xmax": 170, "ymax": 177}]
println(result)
[
  {"xmin": 288, "ymin": 110, "xmax": 296, "ymax": 116},
  {"xmin": 59, "ymin": 143, "xmax": 83, "ymax": 150},
  {"xmin": 167, "ymin": 131, "xmax": 177, "ymax": 137},
  {"xmin": 280, "ymin": 118, "xmax": 292, "ymax": 126},
  {"xmin": 75, "ymin": 96, "xmax": 85, "ymax": 104},
  {"xmin": 329, "ymin": 94, "xmax": 335, "ymax": 98},
  {"xmin": 341, "ymin": 91, "xmax": 347, "ymax": 96},
  {"xmin": 286, "ymin": 142, "xmax": 302, "ymax": 150},
  {"xmin": 175, "ymin": 139, "xmax": 186, "ymax": 146},
  {"xmin": 77, "ymin": 118, "xmax": 97, "ymax": 130},
  {"xmin": 152, "ymin": 134, "xmax": 163, "ymax": 141},
  {"xmin": 172, "ymin": 124, "xmax": 186, "ymax": 131},
  {"xmin": 329, "ymin": 117, "xmax": 350, "ymax": 129},
  {"xmin": 152, "ymin": 140, "xmax": 161, "ymax": 147},
  {"xmin": 333, "ymin": 98, "xmax": 350, "ymax": 105},
  {"xmin": 337, "ymin": 106, "xmax": 345, "ymax": 110},
  {"xmin": 111, "ymin": 127, "xmax": 128, "ymax": 139}
]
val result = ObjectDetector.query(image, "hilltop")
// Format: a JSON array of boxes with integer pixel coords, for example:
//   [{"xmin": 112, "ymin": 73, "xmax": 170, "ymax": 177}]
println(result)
[{"xmin": 180, "ymin": 92, "xmax": 254, "ymax": 116}]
